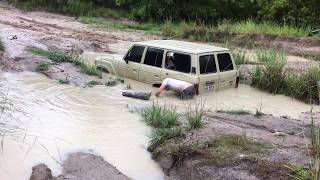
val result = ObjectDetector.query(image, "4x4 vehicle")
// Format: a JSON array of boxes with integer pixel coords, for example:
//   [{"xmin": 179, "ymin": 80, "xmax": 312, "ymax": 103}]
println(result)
[{"xmin": 95, "ymin": 40, "xmax": 239, "ymax": 94}]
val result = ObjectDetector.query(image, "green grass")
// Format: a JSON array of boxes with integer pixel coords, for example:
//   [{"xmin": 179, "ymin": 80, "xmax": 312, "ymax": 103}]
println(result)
[
  {"xmin": 166, "ymin": 134, "xmax": 268, "ymax": 166},
  {"xmin": 36, "ymin": 62, "xmax": 50, "ymax": 71},
  {"xmin": 203, "ymin": 134, "xmax": 268, "ymax": 160},
  {"xmin": 87, "ymin": 80, "xmax": 102, "ymax": 87},
  {"xmin": 27, "ymin": 48, "xmax": 102, "ymax": 78},
  {"xmin": 252, "ymin": 49, "xmax": 320, "ymax": 104},
  {"xmin": 217, "ymin": 109, "xmax": 251, "ymax": 115},
  {"xmin": 219, "ymin": 20, "xmax": 314, "ymax": 38},
  {"xmin": 80, "ymin": 17, "xmax": 163, "ymax": 34},
  {"xmin": 0, "ymin": 38, "xmax": 4, "ymax": 52},
  {"xmin": 185, "ymin": 100, "xmax": 206, "ymax": 130},
  {"xmin": 233, "ymin": 51, "xmax": 249, "ymax": 66},
  {"xmin": 149, "ymin": 127, "xmax": 183, "ymax": 151},
  {"xmin": 142, "ymin": 104, "xmax": 178, "ymax": 129},
  {"xmin": 286, "ymin": 164, "xmax": 312, "ymax": 180}
]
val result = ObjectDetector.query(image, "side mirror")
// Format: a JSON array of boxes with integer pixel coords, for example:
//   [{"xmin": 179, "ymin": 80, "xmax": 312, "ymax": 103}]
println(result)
[{"xmin": 124, "ymin": 58, "xmax": 129, "ymax": 64}]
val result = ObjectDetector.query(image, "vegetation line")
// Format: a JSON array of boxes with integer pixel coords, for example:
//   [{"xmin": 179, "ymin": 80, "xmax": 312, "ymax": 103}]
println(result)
[{"xmin": 27, "ymin": 48, "xmax": 102, "ymax": 78}]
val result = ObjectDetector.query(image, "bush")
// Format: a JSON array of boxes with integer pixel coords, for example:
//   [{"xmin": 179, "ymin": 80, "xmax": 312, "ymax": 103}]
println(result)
[
  {"xmin": 142, "ymin": 104, "xmax": 178, "ymax": 129},
  {"xmin": 252, "ymin": 50, "xmax": 320, "ymax": 104},
  {"xmin": 36, "ymin": 62, "xmax": 50, "ymax": 71},
  {"xmin": 252, "ymin": 50, "xmax": 286, "ymax": 94}
]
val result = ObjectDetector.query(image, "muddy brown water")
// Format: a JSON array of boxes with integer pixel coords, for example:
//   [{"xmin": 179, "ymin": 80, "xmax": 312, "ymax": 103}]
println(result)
[{"xmin": 0, "ymin": 71, "xmax": 318, "ymax": 180}]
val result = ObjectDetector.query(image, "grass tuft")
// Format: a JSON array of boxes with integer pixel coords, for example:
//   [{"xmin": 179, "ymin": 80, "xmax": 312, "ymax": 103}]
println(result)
[
  {"xmin": 149, "ymin": 127, "xmax": 183, "ymax": 151},
  {"xmin": 36, "ymin": 62, "xmax": 50, "ymax": 71},
  {"xmin": 142, "ymin": 103, "xmax": 178, "ymax": 129},
  {"xmin": 185, "ymin": 99, "xmax": 206, "ymax": 130},
  {"xmin": 28, "ymin": 48, "xmax": 102, "ymax": 78}
]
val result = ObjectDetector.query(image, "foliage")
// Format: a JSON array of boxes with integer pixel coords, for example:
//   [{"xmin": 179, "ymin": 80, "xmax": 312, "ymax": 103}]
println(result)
[
  {"xmin": 10, "ymin": 0, "xmax": 320, "ymax": 28},
  {"xmin": 36, "ymin": 62, "xmax": 50, "ymax": 71},
  {"xmin": 185, "ymin": 99, "xmax": 206, "ymax": 130},
  {"xmin": 142, "ymin": 103, "xmax": 178, "ymax": 129},
  {"xmin": 233, "ymin": 51, "xmax": 249, "ymax": 66},
  {"xmin": 28, "ymin": 48, "xmax": 102, "ymax": 78},
  {"xmin": 105, "ymin": 79, "xmax": 119, "ymax": 86}
]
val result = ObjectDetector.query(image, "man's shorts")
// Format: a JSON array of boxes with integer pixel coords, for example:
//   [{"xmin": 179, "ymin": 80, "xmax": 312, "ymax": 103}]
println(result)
[{"xmin": 181, "ymin": 85, "xmax": 195, "ymax": 99}]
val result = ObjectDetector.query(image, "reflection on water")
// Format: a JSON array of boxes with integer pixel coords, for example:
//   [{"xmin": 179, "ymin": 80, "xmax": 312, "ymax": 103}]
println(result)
[{"xmin": 0, "ymin": 71, "xmax": 318, "ymax": 180}]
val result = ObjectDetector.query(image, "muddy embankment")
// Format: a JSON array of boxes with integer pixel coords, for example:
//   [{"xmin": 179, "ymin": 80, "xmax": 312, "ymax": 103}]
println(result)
[{"xmin": 150, "ymin": 112, "xmax": 311, "ymax": 180}]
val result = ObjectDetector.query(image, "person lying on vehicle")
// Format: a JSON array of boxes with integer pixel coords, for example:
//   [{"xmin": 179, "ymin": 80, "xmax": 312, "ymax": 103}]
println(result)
[
  {"xmin": 165, "ymin": 52, "xmax": 175, "ymax": 70},
  {"xmin": 154, "ymin": 77, "xmax": 195, "ymax": 99}
]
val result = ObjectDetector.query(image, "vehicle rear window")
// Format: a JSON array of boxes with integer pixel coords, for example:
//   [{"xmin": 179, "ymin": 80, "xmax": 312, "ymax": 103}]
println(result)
[
  {"xmin": 144, "ymin": 48, "xmax": 164, "ymax": 68},
  {"xmin": 217, "ymin": 53, "xmax": 234, "ymax": 72},
  {"xmin": 165, "ymin": 52, "xmax": 191, "ymax": 73},
  {"xmin": 199, "ymin": 55, "xmax": 217, "ymax": 74},
  {"xmin": 125, "ymin": 45, "xmax": 145, "ymax": 63}
]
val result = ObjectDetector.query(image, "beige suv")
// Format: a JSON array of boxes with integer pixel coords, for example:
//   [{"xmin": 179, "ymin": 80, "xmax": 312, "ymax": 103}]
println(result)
[{"xmin": 95, "ymin": 40, "xmax": 239, "ymax": 94}]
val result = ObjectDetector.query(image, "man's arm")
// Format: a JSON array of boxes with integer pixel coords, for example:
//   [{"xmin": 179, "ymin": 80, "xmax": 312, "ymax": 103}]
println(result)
[{"xmin": 154, "ymin": 78, "xmax": 168, "ymax": 97}]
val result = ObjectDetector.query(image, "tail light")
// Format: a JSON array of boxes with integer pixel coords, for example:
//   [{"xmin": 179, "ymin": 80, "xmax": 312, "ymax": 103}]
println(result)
[{"xmin": 194, "ymin": 84, "xmax": 199, "ymax": 95}]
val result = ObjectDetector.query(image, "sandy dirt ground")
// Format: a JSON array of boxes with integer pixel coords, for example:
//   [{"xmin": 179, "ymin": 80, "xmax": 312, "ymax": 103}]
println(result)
[
  {"xmin": 0, "ymin": 1, "xmax": 158, "ymax": 86},
  {"xmin": 153, "ymin": 113, "xmax": 311, "ymax": 180},
  {"xmin": 0, "ymin": 1, "xmax": 319, "ymax": 180},
  {"xmin": 30, "ymin": 152, "xmax": 130, "ymax": 180}
]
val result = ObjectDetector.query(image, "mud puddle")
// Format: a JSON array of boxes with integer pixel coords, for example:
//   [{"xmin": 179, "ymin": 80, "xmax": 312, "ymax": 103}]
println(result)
[
  {"xmin": 0, "ymin": 72, "xmax": 163, "ymax": 180},
  {"xmin": 0, "ymin": 71, "xmax": 318, "ymax": 180}
]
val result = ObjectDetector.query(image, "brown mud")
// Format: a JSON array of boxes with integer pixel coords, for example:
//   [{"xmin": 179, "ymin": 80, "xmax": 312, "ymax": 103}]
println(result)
[{"xmin": 151, "ymin": 113, "xmax": 311, "ymax": 180}]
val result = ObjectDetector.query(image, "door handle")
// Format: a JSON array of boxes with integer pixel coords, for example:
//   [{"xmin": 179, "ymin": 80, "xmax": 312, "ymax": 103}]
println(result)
[
  {"xmin": 153, "ymin": 75, "xmax": 159, "ymax": 78},
  {"xmin": 133, "ymin": 69, "xmax": 137, "ymax": 72},
  {"xmin": 220, "ymin": 80, "xmax": 225, "ymax": 82}
]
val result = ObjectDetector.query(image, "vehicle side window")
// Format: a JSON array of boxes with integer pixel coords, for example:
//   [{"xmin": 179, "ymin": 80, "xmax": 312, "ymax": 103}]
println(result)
[
  {"xmin": 217, "ymin": 53, "xmax": 234, "ymax": 72},
  {"xmin": 165, "ymin": 52, "xmax": 191, "ymax": 73},
  {"xmin": 144, "ymin": 48, "xmax": 164, "ymax": 68},
  {"xmin": 199, "ymin": 55, "xmax": 217, "ymax": 74},
  {"xmin": 125, "ymin": 46, "xmax": 145, "ymax": 63}
]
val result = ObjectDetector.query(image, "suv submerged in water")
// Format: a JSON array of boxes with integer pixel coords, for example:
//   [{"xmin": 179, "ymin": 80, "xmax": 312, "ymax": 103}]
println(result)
[{"xmin": 95, "ymin": 40, "xmax": 239, "ymax": 94}]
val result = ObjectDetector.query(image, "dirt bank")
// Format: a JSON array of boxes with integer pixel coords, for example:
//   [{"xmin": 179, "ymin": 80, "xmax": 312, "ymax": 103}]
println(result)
[
  {"xmin": 0, "ymin": 1, "xmax": 158, "ymax": 85},
  {"xmin": 150, "ymin": 112, "xmax": 311, "ymax": 180},
  {"xmin": 30, "ymin": 152, "xmax": 130, "ymax": 180}
]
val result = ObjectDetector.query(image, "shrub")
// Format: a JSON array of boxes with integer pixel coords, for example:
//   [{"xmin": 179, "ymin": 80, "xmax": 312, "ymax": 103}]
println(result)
[
  {"xmin": 105, "ymin": 79, "xmax": 119, "ymax": 86},
  {"xmin": 252, "ymin": 50, "xmax": 286, "ymax": 94},
  {"xmin": 142, "ymin": 104, "xmax": 178, "ymax": 129},
  {"xmin": 36, "ymin": 62, "xmax": 50, "ymax": 71}
]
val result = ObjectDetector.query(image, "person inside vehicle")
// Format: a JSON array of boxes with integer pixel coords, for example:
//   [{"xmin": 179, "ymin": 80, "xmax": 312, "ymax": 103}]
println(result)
[
  {"xmin": 154, "ymin": 75, "xmax": 195, "ymax": 99},
  {"xmin": 165, "ymin": 52, "xmax": 175, "ymax": 70}
]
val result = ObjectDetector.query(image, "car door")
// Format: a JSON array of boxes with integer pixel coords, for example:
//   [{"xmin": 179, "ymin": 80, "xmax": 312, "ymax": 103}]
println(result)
[
  {"xmin": 198, "ymin": 54, "xmax": 220, "ymax": 93},
  {"xmin": 118, "ymin": 45, "xmax": 145, "ymax": 80},
  {"xmin": 160, "ymin": 52, "xmax": 196, "ymax": 83},
  {"xmin": 216, "ymin": 52, "xmax": 238, "ymax": 90},
  {"xmin": 139, "ymin": 47, "xmax": 164, "ymax": 85}
]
